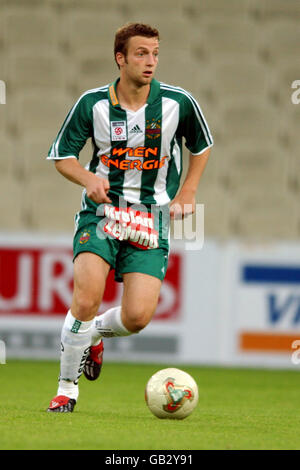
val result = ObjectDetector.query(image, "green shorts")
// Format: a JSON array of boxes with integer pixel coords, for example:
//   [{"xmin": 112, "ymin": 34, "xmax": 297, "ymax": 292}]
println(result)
[{"xmin": 73, "ymin": 203, "xmax": 170, "ymax": 282}]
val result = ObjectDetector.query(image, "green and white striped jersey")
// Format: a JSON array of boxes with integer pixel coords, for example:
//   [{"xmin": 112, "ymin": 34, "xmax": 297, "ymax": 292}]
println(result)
[{"xmin": 47, "ymin": 78, "xmax": 213, "ymax": 206}]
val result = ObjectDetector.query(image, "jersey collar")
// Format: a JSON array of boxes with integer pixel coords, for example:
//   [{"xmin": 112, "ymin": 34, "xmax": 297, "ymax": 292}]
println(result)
[{"xmin": 108, "ymin": 78, "xmax": 161, "ymax": 108}]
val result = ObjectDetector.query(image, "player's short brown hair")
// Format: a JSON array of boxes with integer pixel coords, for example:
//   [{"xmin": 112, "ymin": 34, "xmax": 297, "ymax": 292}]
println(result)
[{"xmin": 114, "ymin": 23, "xmax": 160, "ymax": 68}]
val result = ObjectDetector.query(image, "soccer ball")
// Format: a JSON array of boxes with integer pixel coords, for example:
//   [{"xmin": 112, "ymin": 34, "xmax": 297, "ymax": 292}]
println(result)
[{"xmin": 145, "ymin": 368, "xmax": 198, "ymax": 419}]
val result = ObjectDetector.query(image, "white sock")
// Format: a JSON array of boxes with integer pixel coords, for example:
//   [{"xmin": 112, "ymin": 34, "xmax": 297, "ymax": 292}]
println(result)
[
  {"xmin": 90, "ymin": 306, "xmax": 132, "ymax": 345},
  {"xmin": 57, "ymin": 310, "xmax": 93, "ymax": 401}
]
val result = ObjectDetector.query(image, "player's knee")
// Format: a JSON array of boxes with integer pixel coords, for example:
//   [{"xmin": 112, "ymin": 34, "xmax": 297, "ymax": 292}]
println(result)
[
  {"xmin": 130, "ymin": 317, "xmax": 148, "ymax": 333},
  {"xmin": 72, "ymin": 293, "xmax": 100, "ymax": 321},
  {"xmin": 123, "ymin": 308, "xmax": 152, "ymax": 333}
]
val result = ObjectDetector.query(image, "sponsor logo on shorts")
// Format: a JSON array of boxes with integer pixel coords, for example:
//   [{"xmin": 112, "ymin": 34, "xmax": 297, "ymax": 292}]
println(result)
[{"xmin": 100, "ymin": 205, "xmax": 159, "ymax": 250}]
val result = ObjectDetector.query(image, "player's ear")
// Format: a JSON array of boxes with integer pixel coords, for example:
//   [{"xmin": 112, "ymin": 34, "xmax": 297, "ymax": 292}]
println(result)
[{"xmin": 115, "ymin": 52, "xmax": 125, "ymax": 68}]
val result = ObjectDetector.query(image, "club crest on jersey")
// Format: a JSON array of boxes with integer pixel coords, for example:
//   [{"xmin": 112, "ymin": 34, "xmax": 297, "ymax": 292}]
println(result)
[
  {"xmin": 146, "ymin": 118, "xmax": 161, "ymax": 139},
  {"xmin": 79, "ymin": 230, "xmax": 91, "ymax": 244},
  {"xmin": 111, "ymin": 121, "xmax": 127, "ymax": 141}
]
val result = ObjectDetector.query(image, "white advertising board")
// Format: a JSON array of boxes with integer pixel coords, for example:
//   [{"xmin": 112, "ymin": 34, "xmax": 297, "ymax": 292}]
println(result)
[{"xmin": 219, "ymin": 242, "xmax": 300, "ymax": 368}]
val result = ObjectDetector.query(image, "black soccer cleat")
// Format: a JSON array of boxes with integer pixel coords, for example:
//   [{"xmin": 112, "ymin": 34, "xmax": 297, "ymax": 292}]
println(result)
[
  {"xmin": 47, "ymin": 395, "xmax": 76, "ymax": 413},
  {"xmin": 83, "ymin": 340, "xmax": 104, "ymax": 381}
]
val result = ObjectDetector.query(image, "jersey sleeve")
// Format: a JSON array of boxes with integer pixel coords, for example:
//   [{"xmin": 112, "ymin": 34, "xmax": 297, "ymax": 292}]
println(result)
[
  {"xmin": 180, "ymin": 93, "xmax": 213, "ymax": 155},
  {"xmin": 47, "ymin": 93, "xmax": 93, "ymax": 160}
]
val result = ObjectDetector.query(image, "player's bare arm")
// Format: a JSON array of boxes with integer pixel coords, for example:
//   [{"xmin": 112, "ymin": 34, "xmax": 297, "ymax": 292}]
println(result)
[
  {"xmin": 54, "ymin": 158, "xmax": 112, "ymax": 204},
  {"xmin": 170, "ymin": 148, "xmax": 210, "ymax": 219}
]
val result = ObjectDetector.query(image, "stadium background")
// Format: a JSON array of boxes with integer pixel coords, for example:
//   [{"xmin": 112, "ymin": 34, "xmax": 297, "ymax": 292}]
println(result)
[{"xmin": 0, "ymin": 0, "xmax": 300, "ymax": 368}]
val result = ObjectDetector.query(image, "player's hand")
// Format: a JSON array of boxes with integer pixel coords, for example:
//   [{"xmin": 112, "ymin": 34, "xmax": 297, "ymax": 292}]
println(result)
[
  {"xmin": 85, "ymin": 175, "xmax": 112, "ymax": 204},
  {"xmin": 169, "ymin": 190, "xmax": 195, "ymax": 220}
]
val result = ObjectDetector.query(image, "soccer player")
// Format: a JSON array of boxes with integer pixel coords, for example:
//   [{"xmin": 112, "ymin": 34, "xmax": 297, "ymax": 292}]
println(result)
[{"xmin": 46, "ymin": 23, "xmax": 213, "ymax": 412}]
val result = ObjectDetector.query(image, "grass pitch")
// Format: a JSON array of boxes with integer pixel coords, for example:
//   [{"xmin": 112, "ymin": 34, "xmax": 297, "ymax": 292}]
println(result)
[{"xmin": 1, "ymin": 360, "xmax": 300, "ymax": 450}]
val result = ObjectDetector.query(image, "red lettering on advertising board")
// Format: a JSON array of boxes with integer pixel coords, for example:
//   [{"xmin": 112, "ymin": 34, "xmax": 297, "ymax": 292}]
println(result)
[{"xmin": 0, "ymin": 247, "xmax": 181, "ymax": 320}]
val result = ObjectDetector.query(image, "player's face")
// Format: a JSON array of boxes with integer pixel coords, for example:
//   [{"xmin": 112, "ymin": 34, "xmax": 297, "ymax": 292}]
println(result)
[{"xmin": 118, "ymin": 35, "xmax": 159, "ymax": 86}]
